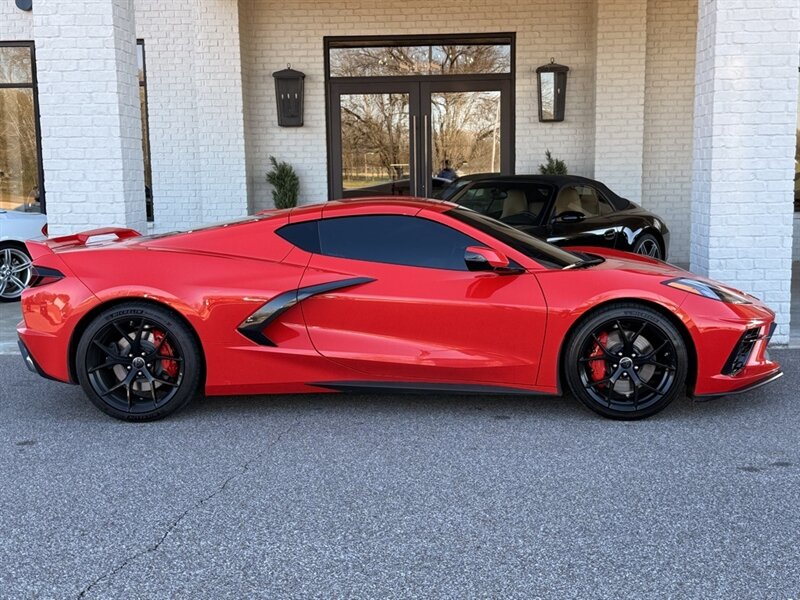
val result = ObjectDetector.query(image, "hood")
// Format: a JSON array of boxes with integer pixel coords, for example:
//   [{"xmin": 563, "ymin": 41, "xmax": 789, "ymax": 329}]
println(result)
[{"xmin": 567, "ymin": 245, "xmax": 756, "ymax": 300}]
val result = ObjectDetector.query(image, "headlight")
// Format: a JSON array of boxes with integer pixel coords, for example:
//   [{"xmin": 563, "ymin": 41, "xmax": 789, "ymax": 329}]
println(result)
[{"xmin": 662, "ymin": 277, "xmax": 751, "ymax": 304}]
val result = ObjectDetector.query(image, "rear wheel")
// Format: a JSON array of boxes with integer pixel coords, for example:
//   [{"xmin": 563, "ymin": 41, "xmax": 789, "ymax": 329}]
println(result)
[
  {"xmin": 76, "ymin": 302, "xmax": 202, "ymax": 421},
  {"xmin": 0, "ymin": 243, "xmax": 33, "ymax": 302},
  {"xmin": 564, "ymin": 303, "xmax": 687, "ymax": 420}
]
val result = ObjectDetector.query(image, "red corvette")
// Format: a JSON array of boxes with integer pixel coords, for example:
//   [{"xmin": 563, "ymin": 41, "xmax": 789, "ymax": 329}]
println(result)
[{"xmin": 17, "ymin": 198, "xmax": 781, "ymax": 421}]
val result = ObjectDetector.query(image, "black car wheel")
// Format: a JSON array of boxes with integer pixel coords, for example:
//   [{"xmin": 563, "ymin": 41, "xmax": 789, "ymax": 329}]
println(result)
[
  {"xmin": 564, "ymin": 303, "xmax": 687, "ymax": 420},
  {"xmin": 632, "ymin": 233, "xmax": 662, "ymax": 259},
  {"xmin": 76, "ymin": 302, "xmax": 202, "ymax": 421},
  {"xmin": 0, "ymin": 243, "xmax": 33, "ymax": 302}
]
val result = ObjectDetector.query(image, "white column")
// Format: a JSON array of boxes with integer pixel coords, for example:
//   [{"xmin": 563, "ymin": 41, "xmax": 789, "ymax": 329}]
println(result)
[
  {"xmin": 593, "ymin": 0, "xmax": 648, "ymax": 201},
  {"xmin": 690, "ymin": 0, "xmax": 800, "ymax": 344},
  {"xmin": 33, "ymin": 0, "xmax": 145, "ymax": 235}
]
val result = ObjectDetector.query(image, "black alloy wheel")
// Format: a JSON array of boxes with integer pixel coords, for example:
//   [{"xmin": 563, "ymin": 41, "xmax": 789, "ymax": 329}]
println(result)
[
  {"xmin": 564, "ymin": 303, "xmax": 687, "ymax": 419},
  {"xmin": 632, "ymin": 233, "xmax": 662, "ymax": 259},
  {"xmin": 76, "ymin": 302, "xmax": 202, "ymax": 421}
]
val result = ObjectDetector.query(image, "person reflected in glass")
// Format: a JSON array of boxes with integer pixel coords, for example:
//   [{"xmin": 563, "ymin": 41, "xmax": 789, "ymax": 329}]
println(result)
[{"xmin": 437, "ymin": 159, "xmax": 458, "ymax": 181}]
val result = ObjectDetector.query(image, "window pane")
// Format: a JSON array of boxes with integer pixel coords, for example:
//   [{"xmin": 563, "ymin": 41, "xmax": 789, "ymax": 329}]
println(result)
[
  {"xmin": 340, "ymin": 93, "xmax": 411, "ymax": 197},
  {"xmin": 136, "ymin": 43, "xmax": 145, "ymax": 84},
  {"xmin": 138, "ymin": 41, "xmax": 153, "ymax": 221},
  {"xmin": 330, "ymin": 44, "xmax": 511, "ymax": 77},
  {"xmin": 431, "ymin": 90, "xmax": 502, "ymax": 180},
  {"xmin": 319, "ymin": 215, "xmax": 478, "ymax": 270},
  {"xmin": 0, "ymin": 88, "xmax": 40, "ymax": 212},
  {"xmin": 0, "ymin": 46, "xmax": 33, "ymax": 85}
]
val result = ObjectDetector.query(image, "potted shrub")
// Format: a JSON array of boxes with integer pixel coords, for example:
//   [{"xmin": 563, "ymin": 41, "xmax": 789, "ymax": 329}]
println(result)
[{"xmin": 266, "ymin": 156, "xmax": 300, "ymax": 209}]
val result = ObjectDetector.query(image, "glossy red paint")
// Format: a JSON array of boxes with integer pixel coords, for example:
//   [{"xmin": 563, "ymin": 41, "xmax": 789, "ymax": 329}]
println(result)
[{"xmin": 17, "ymin": 197, "xmax": 781, "ymax": 401}]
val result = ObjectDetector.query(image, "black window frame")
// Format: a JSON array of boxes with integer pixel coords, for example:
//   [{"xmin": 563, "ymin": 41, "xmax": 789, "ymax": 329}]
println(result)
[
  {"xmin": 137, "ymin": 39, "xmax": 154, "ymax": 222},
  {"xmin": 0, "ymin": 41, "xmax": 45, "ymax": 213},
  {"xmin": 324, "ymin": 33, "xmax": 516, "ymax": 201}
]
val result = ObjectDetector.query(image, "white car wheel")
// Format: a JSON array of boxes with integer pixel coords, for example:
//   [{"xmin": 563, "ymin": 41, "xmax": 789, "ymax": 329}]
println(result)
[{"xmin": 0, "ymin": 244, "xmax": 33, "ymax": 302}]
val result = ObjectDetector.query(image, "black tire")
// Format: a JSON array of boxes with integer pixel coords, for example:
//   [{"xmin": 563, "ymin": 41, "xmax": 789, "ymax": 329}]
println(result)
[
  {"xmin": 76, "ymin": 302, "xmax": 202, "ymax": 421},
  {"xmin": 632, "ymin": 233, "xmax": 663, "ymax": 260},
  {"xmin": 564, "ymin": 303, "xmax": 688, "ymax": 420},
  {"xmin": 0, "ymin": 242, "xmax": 33, "ymax": 302}
]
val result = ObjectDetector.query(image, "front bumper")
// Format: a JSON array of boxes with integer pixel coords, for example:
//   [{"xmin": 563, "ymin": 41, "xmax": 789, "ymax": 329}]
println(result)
[
  {"xmin": 686, "ymin": 296, "xmax": 782, "ymax": 397},
  {"xmin": 693, "ymin": 369, "xmax": 783, "ymax": 400}
]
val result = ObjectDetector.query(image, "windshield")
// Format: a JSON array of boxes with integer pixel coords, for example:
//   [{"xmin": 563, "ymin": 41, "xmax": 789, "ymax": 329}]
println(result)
[
  {"xmin": 434, "ymin": 178, "xmax": 474, "ymax": 201},
  {"xmin": 446, "ymin": 206, "xmax": 582, "ymax": 269}
]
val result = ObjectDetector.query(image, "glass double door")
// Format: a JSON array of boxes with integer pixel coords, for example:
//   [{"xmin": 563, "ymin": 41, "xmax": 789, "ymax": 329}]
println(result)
[{"xmin": 329, "ymin": 79, "xmax": 512, "ymax": 199}]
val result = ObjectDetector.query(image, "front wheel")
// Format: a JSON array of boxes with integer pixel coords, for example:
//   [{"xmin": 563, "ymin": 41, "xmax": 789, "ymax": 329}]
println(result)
[
  {"xmin": 564, "ymin": 303, "xmax": 688, "ymax": 420},
  {"xmin": 76, "ymin": 302, "xmax": 202, "ymax": 421}
]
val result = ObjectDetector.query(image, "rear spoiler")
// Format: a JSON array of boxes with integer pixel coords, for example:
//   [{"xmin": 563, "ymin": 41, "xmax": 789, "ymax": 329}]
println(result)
[{"xmin": 26, "ymin": 227, "xmax": 140, "ymax": 260}]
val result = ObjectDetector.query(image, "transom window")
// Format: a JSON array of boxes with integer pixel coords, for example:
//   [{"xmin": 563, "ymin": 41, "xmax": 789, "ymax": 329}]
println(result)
[
  {"xmin": 0, "ymin": 42, "xmax": 43, "ymax": 213},
  {"xmin": 329, "ymin": 41, "xmax": 512, "ymax": 78}
]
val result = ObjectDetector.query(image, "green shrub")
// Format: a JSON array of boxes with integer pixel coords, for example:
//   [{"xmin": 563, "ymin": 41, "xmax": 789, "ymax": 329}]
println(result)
[
  {"xmin": 538, "ymin": 150, "xmax": 568, "ymax": 175},
  {"xmin": 266, "ymin": 156, "xmax": 300, "ymax": 209}
]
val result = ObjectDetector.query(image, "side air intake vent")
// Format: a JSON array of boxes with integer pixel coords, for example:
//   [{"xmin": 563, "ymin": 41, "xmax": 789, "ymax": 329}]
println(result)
[{"xmin": 722, "ymin": 328, "xmax": 760, "ymax": 376}]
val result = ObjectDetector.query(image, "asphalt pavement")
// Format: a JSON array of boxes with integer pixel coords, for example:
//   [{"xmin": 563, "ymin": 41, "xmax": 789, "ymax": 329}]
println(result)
[{"xmin": 1, "ymin": 351, "xmax": 799, "ymax": 599}]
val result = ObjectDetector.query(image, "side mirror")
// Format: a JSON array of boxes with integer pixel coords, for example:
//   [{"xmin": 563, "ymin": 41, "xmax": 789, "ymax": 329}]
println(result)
[
  {"xmin": 553, "ymin": 210, "xmax": 585, "ymax": 224},
  {"xmin": 464, "ymin": 246, "xmax": 521, "ymax": 274}
]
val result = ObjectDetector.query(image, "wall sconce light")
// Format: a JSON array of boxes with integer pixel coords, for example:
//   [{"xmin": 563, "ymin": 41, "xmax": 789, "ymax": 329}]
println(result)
[
  {"xmin": 272, "ymin": 64, "xmax": 305, "ymax": 127},
  {"xmin": 536, "ymin": 59, "xmax": 569, "ymax": 122},
  {"xmin": 15, "ymin": 0, "xmax": 32, "ymax": 11}
]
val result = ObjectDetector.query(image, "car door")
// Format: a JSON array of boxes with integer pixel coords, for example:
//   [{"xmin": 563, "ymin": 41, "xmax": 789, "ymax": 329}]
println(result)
[
  {"xmin": 547, "ymin": 184, "xmax": 620, "ymax": 249},
  {"xmin": 295, "ymin": 212, "xmax": 548, "ymax": 387}
]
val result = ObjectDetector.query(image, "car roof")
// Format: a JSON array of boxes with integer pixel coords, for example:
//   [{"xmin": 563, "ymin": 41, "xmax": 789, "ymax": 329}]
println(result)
[
  {"xmin": 452, "ymin": 173, "xmax": 602, "ymax": 187},
  {"xmin": 289, "ymin": 196, "xmax": 456, "ymax": 217}
]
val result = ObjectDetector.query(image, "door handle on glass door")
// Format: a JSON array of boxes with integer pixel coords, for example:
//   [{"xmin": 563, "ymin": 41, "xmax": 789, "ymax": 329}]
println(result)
[
  {"xmin": 423, "ymin": 115, "xmax": 429, "ymax": 197},
  {"xmin": 411, "ymin": 114, "xmax": 417, "ymax": 195}
]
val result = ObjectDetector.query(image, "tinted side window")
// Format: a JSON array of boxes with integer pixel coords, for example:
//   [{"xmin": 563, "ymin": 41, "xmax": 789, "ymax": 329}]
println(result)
[
  {"xmin": 459, "ymin": 183, "xmax": 552, "ymax": 222},
  {"xmin": 277, "ymin": 220, "xmax": 320, "ymax": 253},
  {"xmin": 459, "ymin": 186, "xmax": 504, "ymax": 219},
  {"xmin": 318, "ymin": 215, "xmax": 478, "ymax": 270},
  {"xmin": 554, "ymin": 185, "xmax": 614, "ymax": 218}
]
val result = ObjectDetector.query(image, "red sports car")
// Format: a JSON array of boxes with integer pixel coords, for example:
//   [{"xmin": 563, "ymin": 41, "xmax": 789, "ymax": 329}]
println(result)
[{"xmin": 17, "ymin": 198, "xmax": 781, "ymax": 421}]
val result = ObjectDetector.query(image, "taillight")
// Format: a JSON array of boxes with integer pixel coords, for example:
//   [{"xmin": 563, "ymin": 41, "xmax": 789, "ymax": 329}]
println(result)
[
  {"xmin": 42, "ymin": 223, "xmax": 48, "ymax": 237},
  {"xmin": 29, "ymin": 266, "xmax": 64, "ymax": 288}
]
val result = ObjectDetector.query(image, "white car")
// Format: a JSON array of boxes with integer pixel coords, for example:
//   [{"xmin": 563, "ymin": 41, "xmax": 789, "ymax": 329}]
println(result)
[{"xmin": 0, "ymin": 209, "xmax": 47, "ymax": 302}]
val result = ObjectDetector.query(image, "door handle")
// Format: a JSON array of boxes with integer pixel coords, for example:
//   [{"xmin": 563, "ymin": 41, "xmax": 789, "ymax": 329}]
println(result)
[
  {"xmin": 423, "ymin": 114, "xmax": 429, "ymax": 197},
  {"xmin": 411, "ymin": 114, "xmax": 418, "ymax": 196},
  {"xmin": 603, "ymin": 229, "xmax": 616, "ymax": 240}
]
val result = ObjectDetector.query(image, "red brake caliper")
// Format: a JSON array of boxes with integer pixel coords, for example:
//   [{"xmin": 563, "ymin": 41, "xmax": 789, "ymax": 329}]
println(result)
[
  {"xmin": 152, "ymin": 330, "xmax": 179, "ymax": 378},
  {"xmin": 589, "ymin": 332, "xmax": 609, "ymax": 383}
]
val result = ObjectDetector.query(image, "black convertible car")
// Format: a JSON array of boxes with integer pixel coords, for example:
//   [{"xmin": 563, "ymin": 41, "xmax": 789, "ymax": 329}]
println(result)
[{"xmin": 436, "ymin": 174, "xmax": 670, "ymax": 260}]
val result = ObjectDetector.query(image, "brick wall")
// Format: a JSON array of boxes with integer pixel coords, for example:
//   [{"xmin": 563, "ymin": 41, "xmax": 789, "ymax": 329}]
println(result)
[
  {"xmin": 238, "ymin": 0, "xmax": 600, "ymax": 209},
  {"xmin": 33, "ymin": 0, "xmax": 146, "ymax": 234},
  {"xmin": 594, "ymin": 0, "xmax": 648, "ymax": 202},
  {"xmin": 691, "ymin": 0, "xmax": 800, "ymax": 343},
  {"xmin": 643, "ymin": 0, "xmax": 698, "ymax": 264},
  {"xmin": 135, "ymin": 0, "xmax": 248, "ymax": 231}
]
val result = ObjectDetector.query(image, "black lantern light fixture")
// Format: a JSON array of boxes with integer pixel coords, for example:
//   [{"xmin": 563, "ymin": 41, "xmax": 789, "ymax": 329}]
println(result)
[
  {"xmin": 536, "ymin": 59, "xmax": 569, "ymax": 122},
  {"xmin": 272, "ymin": 64, "xmax": 305, "ymax": 127},
  {"xmin": 15, "ymin": 0, "xmax": 33, "ymax": 11}
]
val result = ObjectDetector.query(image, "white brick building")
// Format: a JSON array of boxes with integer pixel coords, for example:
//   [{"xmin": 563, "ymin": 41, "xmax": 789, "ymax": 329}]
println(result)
[{"xmin": 1, "ymin": 0, "xmax": 799, "ymax": 342}]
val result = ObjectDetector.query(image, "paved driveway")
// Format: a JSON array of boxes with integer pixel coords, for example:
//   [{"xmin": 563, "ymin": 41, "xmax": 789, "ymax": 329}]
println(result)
[
  {"xmin": 1, "ymin": 352, "xmax": 799, "ymax": 599},
  {"xmin": 0, "ymin": 301, "xmax": 21, "ymax": 354}
]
